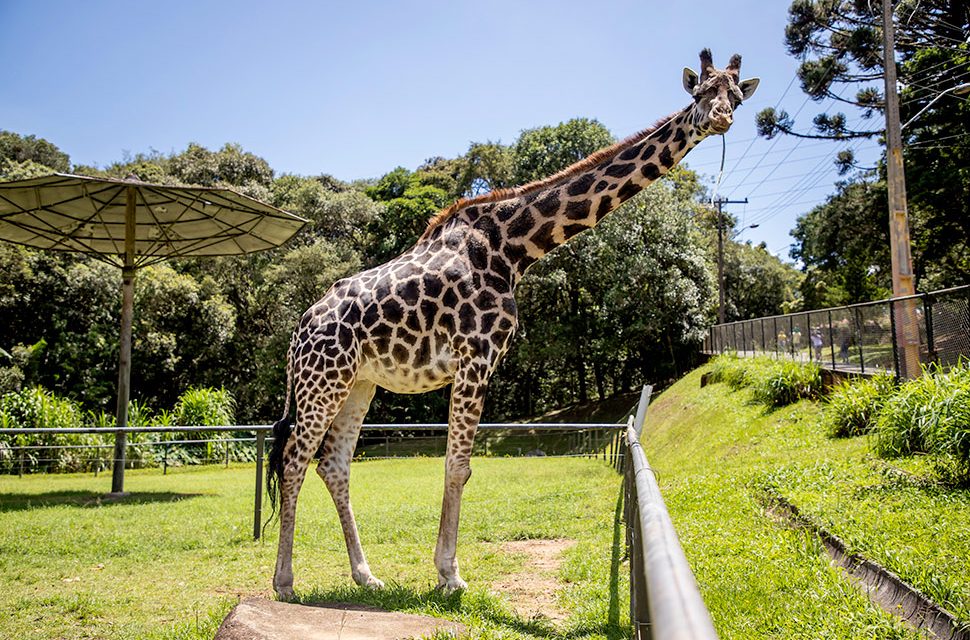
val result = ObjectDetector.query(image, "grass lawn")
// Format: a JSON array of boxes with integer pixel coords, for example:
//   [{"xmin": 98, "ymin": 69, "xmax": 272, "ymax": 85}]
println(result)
[
  {"xmin": 0, "ymin": 457, "xmax": 627, "ymax": 639},
  {"xmin": 647, "ymin": 365, "xmax": 969, "ymax": 638}
]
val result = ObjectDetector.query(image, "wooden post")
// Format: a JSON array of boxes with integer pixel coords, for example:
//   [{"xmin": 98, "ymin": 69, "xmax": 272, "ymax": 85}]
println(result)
[
  {"xmin": 111, "ymin": 186, "xmax": 137, "ymax": 495},
  {"xmin": 881, "ymin": 0, "xmax": 921, "ymax": 379}
]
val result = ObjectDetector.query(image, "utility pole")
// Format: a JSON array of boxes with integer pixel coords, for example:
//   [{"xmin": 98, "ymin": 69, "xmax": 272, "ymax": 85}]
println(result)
[
  {"xmin": 713, "ymin": 197, "xmax": 748, "ymax": 324},
  {"xmin": 881, "ymin": 0, "xmax": 921, "ymax": 378}
]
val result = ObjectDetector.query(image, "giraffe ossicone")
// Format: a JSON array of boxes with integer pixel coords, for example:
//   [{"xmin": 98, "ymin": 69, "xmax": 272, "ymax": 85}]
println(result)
[{"xmin": 266, "ymin": 49, "xmax": 758, "ymax": 599}]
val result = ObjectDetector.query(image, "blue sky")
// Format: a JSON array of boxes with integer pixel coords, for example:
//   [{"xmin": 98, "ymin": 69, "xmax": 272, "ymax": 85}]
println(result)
[{"xmin": 0, "ymin": 0, "xmax": 881, "ymax": 259}]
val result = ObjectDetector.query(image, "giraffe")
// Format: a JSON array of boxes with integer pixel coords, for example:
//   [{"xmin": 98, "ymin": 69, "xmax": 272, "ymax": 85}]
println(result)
[{"xmin": 266, "ymin": 49, "xmax": 758, "ymax": 599}]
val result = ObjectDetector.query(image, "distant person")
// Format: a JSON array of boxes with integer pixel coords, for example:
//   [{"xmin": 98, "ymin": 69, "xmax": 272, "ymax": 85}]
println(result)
[
  {"xmin": 777, "ymin": 330, "xmax": 788, "ymax": 354},
  {"xmin": 811, "ymin": 329, "xmax": 824, "ymax": 362},
  {"xmin": 792, "ymin": 326, "xmax": 802, "ymax": 355},
  {"xmin": 838, "ymin": 320, "xmax": 851, "ymax": 364}
]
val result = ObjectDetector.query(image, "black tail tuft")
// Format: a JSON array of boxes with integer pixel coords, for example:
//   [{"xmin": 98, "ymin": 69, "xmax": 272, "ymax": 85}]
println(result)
[{"xmin": 265, "ymin": 416, "xmax": 293, "ymax": 532}]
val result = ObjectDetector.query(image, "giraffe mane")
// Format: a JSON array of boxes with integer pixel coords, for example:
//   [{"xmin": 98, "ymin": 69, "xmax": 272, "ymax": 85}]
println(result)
[{"xmin": 420, "ymin": 110, "xmax": 683, "ymax": 241}]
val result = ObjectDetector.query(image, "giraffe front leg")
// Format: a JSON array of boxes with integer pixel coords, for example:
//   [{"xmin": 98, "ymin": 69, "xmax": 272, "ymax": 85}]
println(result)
[{"xmin": 434, "ymin": 367, "xmax": 487, "ymax": 593}]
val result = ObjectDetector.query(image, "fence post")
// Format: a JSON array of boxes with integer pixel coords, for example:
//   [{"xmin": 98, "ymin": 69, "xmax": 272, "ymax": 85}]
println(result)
[
  {"xmin": 254, "ymin": 431, "xmax": 265, "ymax": 541},
  {"xmin": 225, "ymin": 440, "xmax": 230, "ymax": 468},
  {"xmin": 924, "ymin": 293, "xmax": 936, "ymax": 365},
  {"xmin": 163, "ymin": 443, "xmax": 169, "ymax": 475},
  {"xmin": 19, "ymin": 450, "xmax": 24, "ymax": 477},
  {"xmin": 760, "ymin": 319, "xmax": 766, "ymax": 358},
  {"xmin": 855, "ymin": 307, "xmax": 866, "ymax": 375},
  {"xmin": 828, "ymin": 310, "xmax": 836, "ymax": 370},
  {"xmin": 789, "ymin": 315, "xmax": 795, "ymax": 359},
  {"xmin": 889, "ymin": 298, "xmax": 900, "ymax": 379}
]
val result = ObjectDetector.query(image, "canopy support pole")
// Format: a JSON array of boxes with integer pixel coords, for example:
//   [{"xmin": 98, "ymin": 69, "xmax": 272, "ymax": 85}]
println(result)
[{"xmin": 111, "ymin": 187, "xmax": 137, "ymax": 494}]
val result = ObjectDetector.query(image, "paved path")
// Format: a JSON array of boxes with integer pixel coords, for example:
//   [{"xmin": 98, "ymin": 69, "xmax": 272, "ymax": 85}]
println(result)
[{"xmin": 215, "ymin": 598, "xmax": 464, "ymax": 640}]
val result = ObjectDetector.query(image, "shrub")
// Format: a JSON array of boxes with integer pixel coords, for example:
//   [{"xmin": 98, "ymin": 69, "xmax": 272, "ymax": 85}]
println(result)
[
  {"xmin": 824, "ymin": 373, "xmax": 896, "ymax": 438},
  {"xmin": 749, "ymin": 360, "xmax": 822, "ymax": 408},
  {"xmin": 0, "ymin": 386, "xmax": 102, "ymax": 472},
  {"xmin": 874, "ymin": 362, "xmax": 970, "ymax": 483},
  {"xmin": 708, "ymin": 353, "xmax": 751, "ymax": 389},
  {"xmin": 707, "ymin": 355, "xmax": 821, "ymax": 408},
  {"xmin": 173, "ymin": 386, "xmax": 235, "ymax": 427}
]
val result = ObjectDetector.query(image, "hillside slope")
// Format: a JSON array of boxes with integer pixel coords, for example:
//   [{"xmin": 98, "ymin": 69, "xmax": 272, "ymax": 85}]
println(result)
[{"xmin": 643, "ymin": 366, "xmax": 969, "ymax": 638}]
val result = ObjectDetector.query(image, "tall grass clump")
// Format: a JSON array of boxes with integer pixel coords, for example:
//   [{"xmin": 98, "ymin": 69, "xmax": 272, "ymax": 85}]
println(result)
[
  {"xmin": 824, "ymin": 372, "xmax": 897, "ymax": 438},
  {"xmin": 707, "ymin": 355, "xmax": 820, "ymax": 408},
  {"xmin": 707, "ymin": 353, "xmax": 751, "ymax": 389},
  {"xmin": 875, "ymin": 362, "xmax": 970, "ymax": 483},
  {"xmin": 749, "ymin": 359, "xmax": 822, "ymax": 408}
]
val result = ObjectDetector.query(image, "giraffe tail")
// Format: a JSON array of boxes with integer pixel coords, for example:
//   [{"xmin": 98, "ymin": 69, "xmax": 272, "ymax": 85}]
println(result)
[{"xmin": 265, "ymin": 328, "xmax": 298, "ymax": 530}]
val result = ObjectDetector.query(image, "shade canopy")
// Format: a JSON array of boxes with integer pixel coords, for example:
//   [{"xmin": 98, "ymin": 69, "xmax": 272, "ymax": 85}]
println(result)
[
  {"xmin": 0, "ymin": 173, "xmax": 306, "ymax": 267},
  {"xmin": 0, "ymin": 172, "xmax": 307, "ymax": 494}
]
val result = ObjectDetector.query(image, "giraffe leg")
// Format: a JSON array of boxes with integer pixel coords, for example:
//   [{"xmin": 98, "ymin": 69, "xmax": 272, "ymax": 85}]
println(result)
[
  {"xmin": 314, "ymin": 379, "xmax": 384, "ymax": 589},
  {"xmin": 434, "ymin": 364, "xmax": 487, "ymax": 593},
  {"xmin": 273, "ymin": 383, "xmax": 353, "ymax": 600}
]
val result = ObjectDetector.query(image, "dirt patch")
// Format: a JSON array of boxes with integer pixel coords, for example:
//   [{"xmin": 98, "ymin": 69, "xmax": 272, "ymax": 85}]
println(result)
[{"xmin": 491, "ymin": 539, "xmax": 577, "ymax": 624}]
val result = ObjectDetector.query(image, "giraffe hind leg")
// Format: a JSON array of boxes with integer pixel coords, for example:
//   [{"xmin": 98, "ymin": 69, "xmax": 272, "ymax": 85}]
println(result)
[
  {"xmin": 273, "ymin": 379, "xmax": 355, "ymax": 600},
  {"xmin": 315, "ymin": 379, "xmax": 383, "ymax": 589}
]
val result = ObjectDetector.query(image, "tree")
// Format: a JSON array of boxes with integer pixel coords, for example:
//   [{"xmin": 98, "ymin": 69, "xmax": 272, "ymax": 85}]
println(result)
[
  {"xmin": 0, "ymin": 131, "xmax": 70, "ymax": 177},
  {"xmin": 364, "ymin": 167, "xmax": 451, "ymax": 263},
  {"xmin": 512, "ymin": 118, "xmax": 614, "ymax": 184},
  {"xmin": 759, "ymin": 0, "xmax": 970, "ymax": 293},
  {"xmin": 169, "ymin": 142, "xmax": 273, "ymax": 188}
]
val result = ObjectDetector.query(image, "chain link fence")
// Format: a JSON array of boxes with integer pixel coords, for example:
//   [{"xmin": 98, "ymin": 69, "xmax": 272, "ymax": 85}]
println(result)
[{"xmin": 704, "ymin": 285, "xmax": 970, "ymax": 378}]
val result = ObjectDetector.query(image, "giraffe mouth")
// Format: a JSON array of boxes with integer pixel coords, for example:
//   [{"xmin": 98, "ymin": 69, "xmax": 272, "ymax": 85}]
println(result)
[{"xmin": 710, "ymin": 117, "xmax": 733, "ymax": 134}]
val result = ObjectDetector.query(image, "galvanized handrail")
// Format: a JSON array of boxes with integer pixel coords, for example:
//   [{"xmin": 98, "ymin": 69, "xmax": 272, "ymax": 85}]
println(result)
[
  {"xmin": 624, "ymin": 385, "xmax": 718, "ymax": 640},
  {"xmin": 0, "ymin": 422, "xmax": 622, "ymax": 435}
]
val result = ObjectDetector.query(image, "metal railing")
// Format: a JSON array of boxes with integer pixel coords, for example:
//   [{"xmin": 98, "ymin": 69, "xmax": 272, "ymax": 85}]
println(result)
[
  {"xmin": 620, "ymin": 385, "xmax": 718, "ymax": 640},
  {"xmin": 1, "ymin": 391, "xmax": 719, "ymax": 638},
  {"xmin": 0, "ymin": 422, "xmax": 625, "ymax": 541},
  {"xmin": 703, "ymin": 285, "xmax": 970, "ymax": 379}
]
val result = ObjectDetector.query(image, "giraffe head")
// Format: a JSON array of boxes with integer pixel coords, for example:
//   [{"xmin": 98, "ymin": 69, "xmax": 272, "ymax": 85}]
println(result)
[{"xmin": 683, "ymin": 49, "xmax": 759, "ymax": 136}]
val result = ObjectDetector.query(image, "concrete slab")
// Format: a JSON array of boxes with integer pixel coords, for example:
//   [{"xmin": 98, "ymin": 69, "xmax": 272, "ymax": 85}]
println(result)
[{"xmin": 215, "ymin": 598, "xmax": 464, "ymax": 640}]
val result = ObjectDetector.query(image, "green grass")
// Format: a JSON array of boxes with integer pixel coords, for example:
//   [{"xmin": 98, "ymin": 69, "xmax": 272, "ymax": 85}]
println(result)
[
  {"xmin": 646, "ymin": 366, "xmax": 965, "ymax": 638},
  {"xmin": 0, "ymin": 458, "xmax": 627, "ymax": 639}
]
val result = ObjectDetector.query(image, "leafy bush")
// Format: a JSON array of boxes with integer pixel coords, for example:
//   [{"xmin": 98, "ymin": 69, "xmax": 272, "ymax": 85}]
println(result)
[
  {"xmin": 824, "ymin": 373, "xmax": 896, "ymax": 438},
  {"xmin": 707, "ymin": 355, "xmax": 820, "ymax": 408},
  {"xmin": 874, "ymin": 362, "xmax": 970, "ymax": 483},
  {"xmin": 707, "ymin": 353, "xmax": 751, "ymax": 389},
  {"xmin": 0, "ymin": 386, "xmax": 104, "ymax": 472},
  {"xmin": 749, "ymin": 360, "xmax": 822, "ymax": 408},
  {"xmin": 173, "ymin": 386, "xmax": 235, "ymax": 427}
]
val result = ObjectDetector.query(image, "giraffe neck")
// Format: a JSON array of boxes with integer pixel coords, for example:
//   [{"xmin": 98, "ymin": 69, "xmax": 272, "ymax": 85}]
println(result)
[{"xmin": 451, "ymin": 104, "xmax": 707, "ymax": 280}]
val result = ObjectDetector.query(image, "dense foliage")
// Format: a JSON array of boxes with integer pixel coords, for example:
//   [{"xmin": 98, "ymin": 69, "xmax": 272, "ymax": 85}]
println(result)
[
  {"xmin": 0, "ymin": 120, "xmax": 797, "ymax": 425},
  {"xmin": 758, "ymin": 0, "xmax": 970, "ymax": 305}
]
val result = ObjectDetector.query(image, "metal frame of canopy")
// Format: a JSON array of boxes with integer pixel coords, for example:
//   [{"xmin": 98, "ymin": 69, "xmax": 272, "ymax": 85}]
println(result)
[{"xmin": 0, "ymin": 174, "xmax": 307, "ymax": 493}]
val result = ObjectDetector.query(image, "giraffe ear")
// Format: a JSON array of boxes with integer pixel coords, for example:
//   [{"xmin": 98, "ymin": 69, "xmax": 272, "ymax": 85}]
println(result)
[
  {"xmin": 739, "ymin": 77, "xmax": 760, "ymax": 100},
  {"xmin": 683, "ymin": 67, "xmax": 699, "ymax": 94}
]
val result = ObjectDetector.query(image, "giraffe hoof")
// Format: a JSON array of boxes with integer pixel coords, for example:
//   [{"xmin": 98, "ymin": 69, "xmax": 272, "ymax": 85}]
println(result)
[
  {"xmin": 362, "ymin": 575, "xmax": 385, "ymax": 590},
  {"xmin": 437, "ymin": 576, "xmax": 468, "ymax": 595},
  {"xmin": 353, "ymin": 572, "xmax": 385, "ymax": 590},
  {"xmin": 275, "ymin": 585, "xmax": 295, "ymax": 601}
]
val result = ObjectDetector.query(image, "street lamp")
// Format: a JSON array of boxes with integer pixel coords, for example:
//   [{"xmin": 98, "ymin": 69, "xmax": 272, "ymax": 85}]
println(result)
[{"xmin": 902, "ymin": 82, "xmax": 970, "ymax": 130}]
